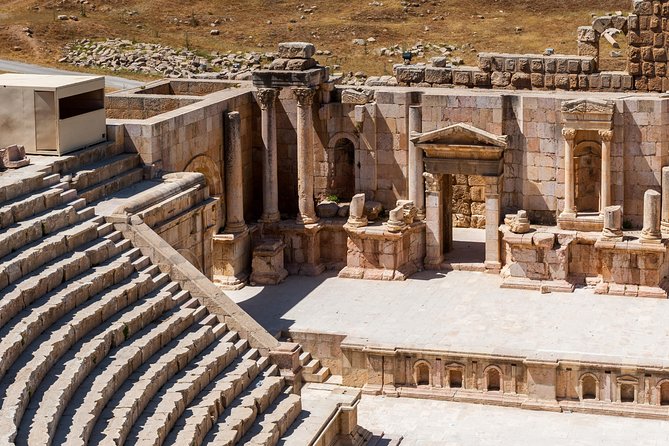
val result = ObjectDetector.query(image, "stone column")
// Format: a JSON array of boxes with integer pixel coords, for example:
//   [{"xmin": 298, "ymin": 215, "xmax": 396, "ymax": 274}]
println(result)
[
  {"xmin": 484, "ymin": 176, "xmax": 502, "ymax": 272},
  {"xmin": 408, "ymin": 106, "xmax": 424, "ymax": 217},
  {"xmin": 257, "ymin": 88, "xmax": 280, "ymax": 223},
  {"xmin": 224, "ymin": 111, "xmax": 247, "ymax": 233},
  {"xmin": 599, "ymin": 129, "xmax": 613, "ymax": 213},
  {"xmin": 641, "ymin": 189, "xmax": 662, "ymax": 243},
  {"xmin": 661, "ymin": 166, "xmax": 669, "ymax": 233},
  {"xmin": 293, "ymin": 87, "xmax": 318, "ymax": 224},
  {"xmin": 423, "ymin": 172, "xmax": 444, "ymax": 268},
  {"xmin": 561, "ymin": 128, "xmax": 577, "ymax": 217}
]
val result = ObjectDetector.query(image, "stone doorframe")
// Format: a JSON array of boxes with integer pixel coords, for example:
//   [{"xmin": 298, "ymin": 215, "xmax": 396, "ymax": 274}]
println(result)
[{"xmin": 412, "ymin": 123, "xmax": 508, "ymax": 273}]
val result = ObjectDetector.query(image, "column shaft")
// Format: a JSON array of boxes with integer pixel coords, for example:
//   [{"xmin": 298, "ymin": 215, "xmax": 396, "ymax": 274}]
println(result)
[
  {"xmin": 257, "ymin": 88, "xmax": 280, "ymax": 223},
  {"xmin": 599, "ymin": 130, "xmax": 613, "ymax": 213},
  {"xmin": 408, "ymin": 106, "xmax": 424, "ymax": 214},
  {"xmin": 293, "ymin": 87, "xmax": 318, "ymax": 224},
  {"xmin": 224, "ymin": 111, "xmax": 247, "ymax": 233},
  {"xmin": 562, "ymin": 128, "xmax": 576, "ymax": 216}
]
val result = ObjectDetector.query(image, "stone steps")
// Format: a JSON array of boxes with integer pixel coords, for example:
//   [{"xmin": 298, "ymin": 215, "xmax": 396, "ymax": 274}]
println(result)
[
  {"xmin": 235, "ymin": 390, "xmax": 303, "ymax": 446},
  {"xmin": 0, "ymin": 215, "xmax": 105, "ymax": 293},
  {"xmin": 0, "ymin": 229, "xmax": 130, "ymax": 328},
  {"xmin": 0, "ymin": 170, "xmax": 61, "ymax": 205},
  {"xmin": 0, "ymin": 245, "xmax": 141, "ymax": 386},
  {"xmin": 94, "ymin": 317, "xmax": 228, "ymax": 446},
  {"xmin": 128, "ymin": 342, "xmax": 263, "ymax": 446},
  {"xmin": 299, "ymin": 349, "xmax": 331, "ymax": 384},
  {"xmin": 204, "ymin": 366, "xmax": 286, "ymax": 446},
  {"xmin": 168, "ymin": 363, "xmax": 283, "ymax": 446},
  {"xmin": 0, "ymin": 198, "xmax": 92, "ymax": 259},
  {"xmin": 0, "ymin": 180, "xmax": 73, "ymax": 231},
  {"xmin": 79, "ymin": 166, "xmax": 144, "ymax": 205},
  {"xmin": 0, "ymin": 263, "xmax": 162, "ymax": 445},
  {"xmin": 60, "ymin": 298, "xmax": 205, "ymax": 445},
  {"xmin": 54, "ymin": 141, "xmax": 124, "ymax": 176},
  {"xmin": 69, "ymin": 153, "xmax": 141, "ymax": 192},
  {"xmin": 21, "ymin": 279, "xmax": 184, "ymax": 446}
]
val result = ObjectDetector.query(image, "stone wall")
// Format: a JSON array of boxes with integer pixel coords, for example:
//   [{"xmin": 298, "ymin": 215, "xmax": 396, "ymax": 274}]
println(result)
[
  {"xmin": 628, "ymin": 0, "xmax": 669, "ymax": 91},
  {"xmin": 452, "ymin": 174, "xmax": 486, "ymax": 228}
]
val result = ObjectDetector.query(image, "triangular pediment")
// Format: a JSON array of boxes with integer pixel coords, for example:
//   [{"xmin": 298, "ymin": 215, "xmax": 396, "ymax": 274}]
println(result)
[
  {"xmin": 561, "ymin": 98, "xmax": 614, "ymax": 115},
  {"xmin": 411, "ymin": 123, "xmax": 508, "ymax": 148}
]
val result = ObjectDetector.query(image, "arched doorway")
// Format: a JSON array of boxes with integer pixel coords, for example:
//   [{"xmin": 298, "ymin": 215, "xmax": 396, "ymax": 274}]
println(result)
[{"xmin": 331, "ymin": 138, "xmax": 355, "ymax": 201}]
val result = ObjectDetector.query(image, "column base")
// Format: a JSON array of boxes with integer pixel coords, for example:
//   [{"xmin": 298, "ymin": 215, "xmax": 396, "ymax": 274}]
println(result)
[
  {"xmin": 224, "ymin": 221, "xmax": 248, "ymax": 234},
  {"xmin": 424, "ymin": 256, "xmax": 445, "ymax": 270},
  {"xmin": 250, "ymin": 239, "xmax": 288, "ymax": 285},
  {"xmin": 212, "ymin": 229, "xmax": 251, "ymax": 290},
  {"xmin": 260, "ymin": 211, "xmax": 281, "ymax": 224},
  {"xmin": 296, "ymin": 214, "xmax": 319, "ymax": 225}
]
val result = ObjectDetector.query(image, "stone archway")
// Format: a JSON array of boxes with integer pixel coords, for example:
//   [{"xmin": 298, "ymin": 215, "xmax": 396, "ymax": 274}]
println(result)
[
  {"xmin": 327, "ymin": 132, "xmax": 359, "ymax": 201},
  {"xmin": 185, "ymin": 154, "xmax": 224, "ymax": 197}
]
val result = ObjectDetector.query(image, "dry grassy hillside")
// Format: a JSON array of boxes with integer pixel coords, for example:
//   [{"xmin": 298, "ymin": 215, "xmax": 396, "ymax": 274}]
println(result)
[{"xmin": 0, "ymin": 0, "xmax": 631, "ymax": 76}]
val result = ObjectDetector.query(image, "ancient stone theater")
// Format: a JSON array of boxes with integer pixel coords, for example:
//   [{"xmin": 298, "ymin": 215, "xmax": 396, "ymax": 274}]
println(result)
[{"xmin": 2, "ymin": 1, "xmax": 669, "ymax": 445}]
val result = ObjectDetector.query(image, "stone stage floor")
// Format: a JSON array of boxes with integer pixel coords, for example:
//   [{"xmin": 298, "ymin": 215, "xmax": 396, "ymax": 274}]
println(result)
[
  {"xmin": 352, "ymin": 389, "xmax": 669, "ymax": 445},
  {"xmin": 227, "ymin": 230, "xmax": 669, "ymax": 366}
]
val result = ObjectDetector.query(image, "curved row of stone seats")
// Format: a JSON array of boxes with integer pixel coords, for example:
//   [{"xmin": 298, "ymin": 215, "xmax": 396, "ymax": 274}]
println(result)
[
  {"xmin": 71, "ymin": 153, "xmax": 144, "ymax": 204},
  {"xmin": 0, "ymin": 145, "xmax": 342, "ymax": 446}
]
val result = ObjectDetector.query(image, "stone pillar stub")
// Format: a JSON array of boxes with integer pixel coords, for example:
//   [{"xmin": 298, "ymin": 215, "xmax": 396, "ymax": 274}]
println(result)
[
  {"xmin": 408, "ymin": 106, "xmax": 424, "ymax": 217},
  {"xmin": 293, "ymin": 87, "xmax": 319, "ymax": 225},
  {"xmin": 600, "ymin": 205, "xmax": 623, "ymax": 241},
  {"xmin": 662, "ymin": 166, "xmax": 669, "ymax": 233},
  {"xmin": 346, "ymin": 193, "xmax": 368, "ymax": 229},
  {"xmin": 641, "ymin": 189, "xmax": 662, "ymax": 243},
  {"xmin": 257, "ymin": 88, "xmax": 281, "ymax": 223},
  {"xmin": 224, "ymin": 111, "xmax": 247, "ymax": 233}
]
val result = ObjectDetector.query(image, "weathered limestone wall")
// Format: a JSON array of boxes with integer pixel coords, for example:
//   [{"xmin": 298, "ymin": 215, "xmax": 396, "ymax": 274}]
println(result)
[{"xmin": 111, "ymin": 86, "xmax": 257, "ymax": 229}]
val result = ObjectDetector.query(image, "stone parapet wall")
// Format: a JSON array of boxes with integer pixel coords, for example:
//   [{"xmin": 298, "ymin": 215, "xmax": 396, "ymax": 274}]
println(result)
[{"xmin": 627, "ymin": 0, "xmax": 669, "ymax": 91}]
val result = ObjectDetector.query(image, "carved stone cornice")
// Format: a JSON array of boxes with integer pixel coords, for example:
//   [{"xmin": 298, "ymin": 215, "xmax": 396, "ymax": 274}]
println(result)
[
  {"xmin": 598, "ymin": 129, "xmax": 613, "ymax": 142},
  {"xmin": 292, "ymin": 87, "xmax": 315, "ymax": 107},
  {"xmin": 562, "ymin": 128, "xmax": 577, "ymax": 142},
  {"xmin": 256, "ymin": 88, "xmax": 278, "ymax": 110}
]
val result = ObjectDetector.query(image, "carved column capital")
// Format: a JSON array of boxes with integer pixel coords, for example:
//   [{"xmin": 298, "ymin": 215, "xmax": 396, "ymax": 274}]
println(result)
[
  {"xmin": 562, "ymin": 127, "xmax": 577, "ymax": 142},
  {"xmin": 292, "ymin": 87, "xmax": 315, "ymax": 107},
  {"xmin": 598, "ymin": 129, "xmax": 613, "ymax": 142},
  {"xmin": 256, "ymin": 88, "xmax": 278, "ymax": 110},
  {"xmin": 423, "ymin": 172, "xmax": 442, "ymax": 193}
]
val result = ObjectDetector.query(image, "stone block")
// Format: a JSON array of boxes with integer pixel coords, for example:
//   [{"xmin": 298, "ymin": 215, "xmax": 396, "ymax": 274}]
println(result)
[
  {"xmin": 285, "ymin": 58, "xmax": 317, "ymax": 71},
  {"xmin": 395, "ymin": 66, "xmax": 425, "ymax": 84},
  {"xmin": 511, "ymin": 73, "xmax": 531, "ymax": 89},
  {"xmin": 592, "ymin": 16, "xmax": 612, "ymax": 34},
  {"xmin": 473, "ymin": 71, "xmax": 491, "ymax": 87},
  {"xmin": 544, "ymin": 58, "xmax": 557, "ymax": 73},
  {"xmin": 577, "ymin": 26, "xmax": 597, "ymax": 43},
  {"xmin": 452, "ymin": 69, "xmax": 473, "ymax": 86},
  {"xmin": 555, "ymin": 74, "xmax": 570, "ymax": 90},
  {"xmin": 424, "ymin": 67, "xmax": 453, "ymax": 84},
  {"xmin": 530, "ymin": 73, "xmax": 544, "ymax": 88},
  {"xmin": 491, "ymin": 71, "xmax": 511, "ymax": 88},
  {"xmin": 530, "ymin": 59, "xmax": 544, "ymax": 73},
  {"xmin": 653, "ymin": 48, "xmax": 667, "ymax": 62},
  {"xmin": 478, "ymin": 55, "xmax": 493, "ymax": 72},
  {"xmin": 567, "ymin": 59, "xmax": 581, "ymax": 74},
  {"xmin": 517, "ymin": 58, "xmax": 530, "ymax": 73},
  {"xmin": 278, "ymin": 41, "xmax": 316, "ymax": 59}
]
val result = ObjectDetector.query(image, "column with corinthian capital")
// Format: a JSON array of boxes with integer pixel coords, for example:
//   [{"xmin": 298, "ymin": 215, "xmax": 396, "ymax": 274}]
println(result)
[
  {"xmin": 293, "ymin": 87, "xmax": 318, "ymax": 224},
  {"xmin": 257, "ymin": 88, "xmax": 280, "ymax": 223}
]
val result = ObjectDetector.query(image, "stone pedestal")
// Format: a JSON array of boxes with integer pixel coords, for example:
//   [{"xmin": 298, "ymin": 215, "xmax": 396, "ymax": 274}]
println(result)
[
  {"xmin": 600, "ymin": 205, "xmax": 623, "ymax": 241},
  {"xmin": 280, "ymin": 221, "xmax": 325, "ymax": 276},
  {"xmin": 269, "ymin": 341, "xmax": 303, "ymax": 394},
  {"xmin": 250, "ymin": 239, "xmax": 288, "ymax": 285},
  {"xmin": 212, "ymin": 229, "xmax": 251, "ymax": 289},
  {"xmin": 346, "ymin": 193, "xmax": 368, "ymax": 229},
  {"xmin": 339, "ymin": 222, "xmax": 425, "ymax": 281}
]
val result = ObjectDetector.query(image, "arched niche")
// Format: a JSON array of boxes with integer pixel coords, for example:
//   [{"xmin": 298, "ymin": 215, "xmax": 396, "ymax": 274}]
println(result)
[
  {"xmin": 326, "ymin": 132, "xmax": 358, "ymax": 201},
  {"xmin": 185, "ymin": 154, "xmax": 223, "ymax": 197}
]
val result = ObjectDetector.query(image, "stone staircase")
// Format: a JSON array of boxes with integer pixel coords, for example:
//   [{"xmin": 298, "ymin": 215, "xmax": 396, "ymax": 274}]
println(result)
[
  {"xmin": 0, "ymin": 160, "xmax": 304, "ymax": 446},
  {"xmin": 299, "ymin": 347, "xmax": 331, "ymax": 384}
]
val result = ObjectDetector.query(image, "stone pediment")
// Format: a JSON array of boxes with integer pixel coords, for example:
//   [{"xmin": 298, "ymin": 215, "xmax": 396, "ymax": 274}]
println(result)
[
  {"xmin": 411, "ymin": 123, "xmax": 508, "ymax": 148},
  {"xmin": 561, "ymin": 98, "xmax": 614, "ymax": 115}
]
